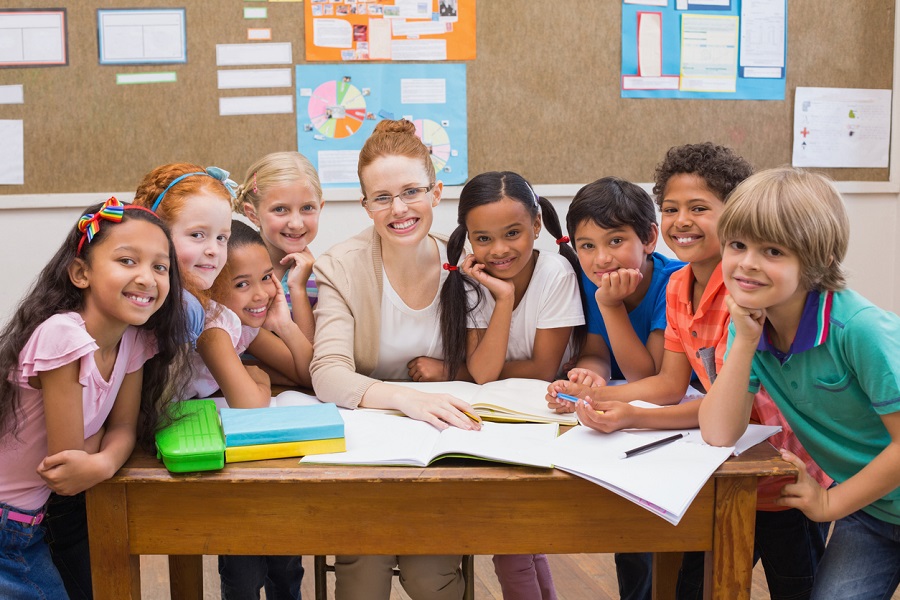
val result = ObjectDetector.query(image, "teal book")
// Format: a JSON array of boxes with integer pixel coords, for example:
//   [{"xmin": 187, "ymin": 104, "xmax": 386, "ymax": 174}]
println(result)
[{"xmin": 219, "ymin": 403, "xmax": 344, "ymax": 448}]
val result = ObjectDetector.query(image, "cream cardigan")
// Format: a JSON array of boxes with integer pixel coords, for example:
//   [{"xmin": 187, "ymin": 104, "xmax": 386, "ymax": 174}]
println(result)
[{"xmin": 310, "ymin": 226, "xmax": 452, "ymax": 408}]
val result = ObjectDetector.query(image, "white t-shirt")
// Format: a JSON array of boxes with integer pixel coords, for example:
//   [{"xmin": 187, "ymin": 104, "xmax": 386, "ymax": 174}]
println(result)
[
  {"xmin": 469, "ymin": 251, "xmax": 584, "ymax": 373},
  {"xmin": 371, "ymin": 241, "xmax": 449, "ymax": 380}
]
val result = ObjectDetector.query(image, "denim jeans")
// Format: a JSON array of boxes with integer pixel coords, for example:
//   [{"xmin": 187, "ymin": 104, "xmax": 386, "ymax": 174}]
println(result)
[
  {"xmin": 45, "ymin": 492, "xmax": 93, "ymax": 600},
  {"xmin": 677, "ymin": 508, "xmax": 829, "ymax": 600},
  {"xmin": 810, "ymin": 509, "xmax": 900, "ymax": 600},
  {"xmin": 218, "ymin": 554, "xmax": 304, "ymax": 600},
  {"xmin": 0, "ymin": 502, "xmax": 69, "ymax": 599}
]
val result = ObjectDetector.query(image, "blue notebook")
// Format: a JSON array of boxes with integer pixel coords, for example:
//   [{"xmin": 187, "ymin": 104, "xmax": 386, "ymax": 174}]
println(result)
[{"xmin": 219, "ymin": 403, "xmax": 344, "ymax": 448}]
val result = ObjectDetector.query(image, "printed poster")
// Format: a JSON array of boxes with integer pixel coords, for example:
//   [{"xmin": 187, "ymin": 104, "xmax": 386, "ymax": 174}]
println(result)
[
  {"xmin": 296, "ymin": 63, "xmax": 467, "ymax": 187},
  {"xmin": 304, "ymin": 0, "xmax": 475, "ymax": 62}
]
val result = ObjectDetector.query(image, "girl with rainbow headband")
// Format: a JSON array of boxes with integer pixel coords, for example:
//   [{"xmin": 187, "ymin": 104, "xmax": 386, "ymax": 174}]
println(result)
[
  {"xmin": 0, "ymin": 198, "xmax": 188, "ymax": 599},
  {"xmin": 439, "ymin": 171, "xmax": 585, "ymax": 600},
  {"xmin": 236, "ymin": 151, "xmax": 324, "ymax": 343}
]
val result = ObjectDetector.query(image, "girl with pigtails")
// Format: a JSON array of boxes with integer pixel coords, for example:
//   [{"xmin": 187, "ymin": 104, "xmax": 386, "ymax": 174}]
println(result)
[{"xmin": 438, "ymin": 171, "xmax": 585, "ymax": 600}]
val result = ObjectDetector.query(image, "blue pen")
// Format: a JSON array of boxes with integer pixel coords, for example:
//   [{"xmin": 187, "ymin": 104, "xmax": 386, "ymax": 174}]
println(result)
[{"xmin": 556, "ymin": 393, "xmax": 579, "ymax": 403}]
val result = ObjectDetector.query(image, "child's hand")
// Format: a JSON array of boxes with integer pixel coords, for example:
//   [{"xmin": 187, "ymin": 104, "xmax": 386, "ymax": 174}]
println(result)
[
  {"xmin": 594, "ymin": 268, "xmax": 643, "ymax": 308},
  {"xmin": 575, "ymin": 398, "xmax": 636, "ymax": 433},
  {"xmin": 282, "ymin": 250, "xmax": 316, "ymax": 294},
  {"xmin": 775, "ymin": 449, "xmax": 832, "ymax": 522},
  {"xmin": 546, "ymin": 379, "xmax": 577, "ymax": 413},
  {"xmin": 37, "ymin": 450, "xmax": 112, "ymax": 496},
  {"xmin": 725, "ymin": 296, "xmax": 766, "ymax": 342},
  {"xmin": 566, "ymin": 367, "xmax": 607, "ymax": 388},
  {"xmin": 399, "ymin": 393, "xmax": 482, "ymax": 431},
  {"xmin": 407, "ymin": 356, "xmax": 449, "ymax": 382},
  {"xmin": 461, "ymin": 254, "xmax": 514, "ymax": 302},
  {"xmin": 263, "ymin": 280, "xmax": 294, "ymax": 333}
]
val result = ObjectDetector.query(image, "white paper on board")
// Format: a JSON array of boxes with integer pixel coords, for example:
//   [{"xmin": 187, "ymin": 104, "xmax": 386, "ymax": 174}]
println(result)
[
  {"xmin": 390, "ymin": 39, "xmax": 447, "ymax": 61},
  {"xmin": 313, "ymin": 19, "xmax": 352, "ymax": 49},
  {"xmin": 216, "ymin": 42, "xmax": 292, "ymax": 66},
  {"xmin": 0, "ymin": 11, "xmax": 66, "ymax": 65},
  {"xmin": 739, "ymin": 0, "xmax": 785, "ymax": 70},
  {"xmin": 637, "ymin": 12, "xmax": 663, "ymax": 78},
  {"xmin": 400, "ymin": 78, "xmax": 446, "ymax": 104},
  {"xmin": 368, "ymin": 19, "xmax": 392, "ymax": 59},
  {"xmin": 317, "ymin": 150, "xmax": 361, "ymax": 184},
  {"xmin": 217, "ymin": 68, "xmax": 292, "ymax": 89},
  {"xmin": 0, "ymin": 120, "xmax": 24, "ymax": 184},
  {"xmin": 792, "ymin": 87, "xmax": 892, "ymax": 168},
  {"xmin": 219, "ymin": 95, "xmax": 294, "ymax": 116},
  {"xmin": 679, "ymin": 15, "xmax": 738, "ymax": 92},
  {"xmin": 0, "ymin": 84, "xmax": 23, "ymax": 104}
]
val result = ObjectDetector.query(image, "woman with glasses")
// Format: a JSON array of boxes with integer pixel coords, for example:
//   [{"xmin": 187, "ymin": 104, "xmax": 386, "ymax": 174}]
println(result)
[{"xmin": 309, "ymin": 119, "xmax": 473, "ymax": 600}]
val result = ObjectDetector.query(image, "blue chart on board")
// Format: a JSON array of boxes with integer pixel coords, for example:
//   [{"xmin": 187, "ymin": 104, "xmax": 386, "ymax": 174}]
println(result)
[
  {"xmin": 621, "ymin": 0, "xmax": 786, "ymax": 100},
  {"xmin": 296, "ymin": 64, "xmax": 468, "ymax": 188}
]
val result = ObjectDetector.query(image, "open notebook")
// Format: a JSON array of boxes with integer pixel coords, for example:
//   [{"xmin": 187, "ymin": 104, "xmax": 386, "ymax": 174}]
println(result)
[
  {"xmin": 300, "ymin": 409, "xmax": 558, "ymax": 468},
  {"xmin": 552, "ymin": 426, "xmax": 735, "ymax": 526},
  {"xmin": 391, "ymin": 378, "xmax": 577, "ymax": 425}
]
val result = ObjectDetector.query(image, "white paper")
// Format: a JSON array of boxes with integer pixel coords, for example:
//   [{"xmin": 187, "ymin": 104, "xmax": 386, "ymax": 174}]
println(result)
[
  {"xmin": 219, "ymin": 95, "xmax": 294, "ymax": 116},
  {"xmin": 625, "ymin": 0, "xmax": 668, "ymax": 5},
  {"xmin": 368, "ymin": 19, "xmax": 393, "ymax": 59},
  {"xmin": 622, "ymin": 76, "xmax": 680, "ymax": 90},
  {"xmin": 400, "ymin": 78, "xmax": 446, "ymax": 104},
  {"xmin": 739, "ymin": 0, "xmax": 785, "ymax": 69},
  {"xmin": 792, "ymin": 87, "xmax": 892, "ymax": 168},
  {"xmin": 742, "ymin": 66, "xmax": 782, "ymax": 79},
  {"xmin": 0, "ymin": 120, "xmax": 24, "ymax": 184},
  {"xmin": 393, "ymin": 0, "xmax": 432, "ymax": 19},
  {"xmin": 552, "ymin": 426, "xmax": 733, "ymax": 525},
  {"xmin": 217, "ymin": 68, "xmax": 292, "ymax": 89},
  {"xmin": 247, "ymin": 28, "xmax": 272, "ymax": 41},
  {"xmin": 679, "ymin": 15, "xmax": 738, "ymax": 92},
  {"xmin": 98, "ymin": 9, "xmax": 186, "ymax": 63},
  {"xmin": 243, "ymin": 7, "xmax": 268, "ymax": 19},
  {"xmin": 391, "ymin": 39, "xmax": 447, "ymax": 61},
  {"xmin": 317, "ymin": 150, "xmax": 361, "ymax": 184},
  {"xmin": 637, "ymin": 12, "xmax": 663, "ymax": 78},
  {"xmin": 0, "ymin": 84, "xmax": 23, "ymax": 104},
  {"xmin": 392, "ymin": 19, "xmax": 449, "ymax": 37},
  {"xmin": 216, "ymin": 42, "xmax": 292, "ymax": 66},
  {"xmin": 313, "ymin": 18, "xmax": 352, "ymax": 49},
  {"xmin": 0, "ymin": 11, "xmax": 66, "ymax": 65},
  {"xmin": 116, "ymin": 72, "xmax": 176, "ymax": 85}
]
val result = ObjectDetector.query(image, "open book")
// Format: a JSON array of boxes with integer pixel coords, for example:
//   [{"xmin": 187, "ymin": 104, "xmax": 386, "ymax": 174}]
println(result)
[
  {"xmin": 552, "ymin": 426, "xmax": 734, "ymax": 525},
  {"xmin": 392, "ymin": 378, "xmax": 577, "ymax": 426},
  {"xmin": 300, "ymin": 409, "xmax": 558, "ymax": 468}
]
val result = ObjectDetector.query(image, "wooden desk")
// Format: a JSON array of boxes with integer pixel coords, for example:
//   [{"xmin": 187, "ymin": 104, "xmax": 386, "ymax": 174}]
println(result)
[{"xmin": 86, "ymin": 442, "xmax": 795, "ymax": 600}]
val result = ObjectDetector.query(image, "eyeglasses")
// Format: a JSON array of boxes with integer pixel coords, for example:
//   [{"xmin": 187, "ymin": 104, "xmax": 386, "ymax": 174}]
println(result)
[{"xmin": 363, "ymin": 184, "xmax": 435, "ymax": 212}]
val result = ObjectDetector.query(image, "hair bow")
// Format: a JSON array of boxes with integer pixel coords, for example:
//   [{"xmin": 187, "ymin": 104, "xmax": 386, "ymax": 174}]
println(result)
[
  {"xmin": 206, "ymin": 166, "xmax": 239, "ymax": 199},
  {"xmin": 77, "ymin": 197, "xmax": 124, "ymax": 253}
]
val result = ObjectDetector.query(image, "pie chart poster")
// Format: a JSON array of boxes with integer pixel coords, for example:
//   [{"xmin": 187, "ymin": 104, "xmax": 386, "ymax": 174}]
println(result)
[{"xmin": 296, "ymin": 64, "xmax": 468, "ymax": 188}]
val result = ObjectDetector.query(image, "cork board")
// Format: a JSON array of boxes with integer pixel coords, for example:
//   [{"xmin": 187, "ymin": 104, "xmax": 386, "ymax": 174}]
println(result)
[{"xmin": 0, "ymin": 0, "xmax": 893, "ymax": 195}]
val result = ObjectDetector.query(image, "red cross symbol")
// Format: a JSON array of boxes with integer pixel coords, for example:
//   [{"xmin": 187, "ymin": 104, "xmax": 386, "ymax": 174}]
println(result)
[{"xmin": 800, "ymin": 128, "xmax": 810, "ymax": 138}]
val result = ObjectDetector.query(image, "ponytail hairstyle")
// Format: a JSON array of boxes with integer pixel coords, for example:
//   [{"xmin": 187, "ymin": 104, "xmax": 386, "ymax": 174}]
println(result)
[
  {"xmin": 0, "ymin": 201, "xmax": 190, "ymax": 449},
  {"xmin": 439, "ymin": 171, "xmax": 585, "ymax": 379},
  {"xmin": 236, "ymin": 151, "xmax": 323, "ymax": 216}
]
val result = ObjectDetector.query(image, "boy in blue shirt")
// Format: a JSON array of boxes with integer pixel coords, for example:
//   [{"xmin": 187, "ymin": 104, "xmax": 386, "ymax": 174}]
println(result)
[{"xmin": 700, "ymin": 167, "xmax": 900, "ymax": 599}]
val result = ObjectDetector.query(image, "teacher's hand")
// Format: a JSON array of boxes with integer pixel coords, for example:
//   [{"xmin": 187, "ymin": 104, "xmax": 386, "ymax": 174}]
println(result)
[{"xmin": 399, "ymin": 392, "xmax": 481, "ymax": 431}]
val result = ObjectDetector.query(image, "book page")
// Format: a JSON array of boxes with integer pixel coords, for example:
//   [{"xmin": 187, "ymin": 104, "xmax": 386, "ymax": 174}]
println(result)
[
  {"xmin": 475, "ymin": 379, "xmax": 577, "ymax": 425},
  {"xmin": 431, "ymin": 422, "xmax": 557, "ymax": 468}
]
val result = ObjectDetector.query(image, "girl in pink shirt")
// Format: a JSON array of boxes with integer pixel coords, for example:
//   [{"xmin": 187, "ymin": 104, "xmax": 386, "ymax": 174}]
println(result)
[{"xmin": 0, "ymin": 198, "xmax": 188, "ymax": 599}]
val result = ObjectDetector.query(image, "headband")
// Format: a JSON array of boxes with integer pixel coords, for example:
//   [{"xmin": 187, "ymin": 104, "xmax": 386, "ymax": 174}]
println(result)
[
  {"xmin": 151, "ymin": 166, "xmax": 239, "ymax": 212},
  {"xmin": 76, "ymin": 197, "xmax": 157, "ymax": 254}
]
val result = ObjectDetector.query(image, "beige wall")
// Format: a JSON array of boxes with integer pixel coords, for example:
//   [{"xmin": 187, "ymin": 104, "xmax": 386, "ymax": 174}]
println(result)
[{"xmin": 1, "ymin": 186, "xmax": 897, "ymax": 325}]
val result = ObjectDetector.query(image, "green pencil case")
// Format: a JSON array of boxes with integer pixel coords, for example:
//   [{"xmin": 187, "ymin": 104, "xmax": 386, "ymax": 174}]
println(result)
[{"xmin": 155, "ymin": 400, "xmax": 226, "ymax": 473}]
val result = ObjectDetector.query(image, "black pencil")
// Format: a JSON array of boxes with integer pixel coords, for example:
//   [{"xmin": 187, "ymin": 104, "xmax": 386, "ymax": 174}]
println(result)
[{"xmin": 618, "ymin": 433, "xmax": 685, "ymax": 459}]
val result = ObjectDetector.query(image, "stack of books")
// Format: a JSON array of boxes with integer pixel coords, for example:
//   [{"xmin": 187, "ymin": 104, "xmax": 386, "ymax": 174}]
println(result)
[{"xmin": 220, "ymin": 403, "xmax": 346, "ymax": 463}]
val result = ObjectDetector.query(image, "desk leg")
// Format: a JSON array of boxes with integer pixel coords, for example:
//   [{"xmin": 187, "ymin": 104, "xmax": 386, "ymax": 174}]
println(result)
[
  {"xmin": 706, "ymin": 476, "xmax": 756, "ymax": 600},
  {"xmin": 652, "ymin": 552, "xmax": 682, "ymax": 600},
  {"xmin": 169, "ymin": 555, "xmax": 204, "ymax": 600},
  {"xmin": 87, "ymin": 483, "xmax": 141, "ymax": 599}
]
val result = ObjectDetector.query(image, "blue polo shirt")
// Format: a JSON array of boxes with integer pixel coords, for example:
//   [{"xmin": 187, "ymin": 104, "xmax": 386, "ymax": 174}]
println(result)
[
  {"xmin": 730, "ymin": 289, "xmax": 900, "ymax": 525},
  {"xmin": 582, "ymin": 252, "xmax": 684, "ymax": 380}
]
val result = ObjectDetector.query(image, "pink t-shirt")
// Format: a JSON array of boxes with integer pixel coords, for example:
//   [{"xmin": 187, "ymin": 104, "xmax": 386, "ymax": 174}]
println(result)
[
  {"xmin": 0, "ymin": 312, "xmax": 156, "ymax": 510},
  {"xmin": 185, "ymin": 301, "xmax": 260, "ymax": 400}
]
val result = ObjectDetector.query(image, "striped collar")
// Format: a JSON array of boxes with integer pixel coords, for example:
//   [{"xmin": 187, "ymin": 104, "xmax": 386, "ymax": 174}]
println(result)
[{"xmin": 758, "ymin": 290, "xmax": 833, "ymax": 361}]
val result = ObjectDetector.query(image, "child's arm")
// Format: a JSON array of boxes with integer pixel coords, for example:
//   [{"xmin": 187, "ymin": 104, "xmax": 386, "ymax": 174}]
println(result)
[
  {"xmin": 495, "ymin": 327, "xmax": 573, "ymax": 382},
  {"xmin": 698, "ymin": 297, "xmax": 763, "ymax": 447},
  {"xmin": 576, "ymin": 395, "xmax": 702, "ymax": 433},
  {"xmin": 197, "ymin": 328, "xmax": 272, "ymax": 408},
  {"xmin": 571, "ymin": 333, "xmax": 612, "ymax": 383},
  {"xmin": 594, "ymin": 269, "xmax": 664, "ymax": 381},
  {"xmin": 252, "ymin": 282, "xmax": 313, "ymax": 387},
  {"xmin": 282, "ymin": 250, "xmax": 316, "ymax": 342},
  {"xmin": 38, "ymin": 366, "xmax": 142, "ymax": 496},
  {"xmin": 462, "ymin": 254, "xmax": 515, "ymax": 383},
  {"xmin": 779, "ymin": 413, "xmax": 900, "ymax": 522}
]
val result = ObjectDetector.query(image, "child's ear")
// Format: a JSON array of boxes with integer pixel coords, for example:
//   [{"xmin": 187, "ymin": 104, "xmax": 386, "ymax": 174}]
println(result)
[
  {"xmin": 533, "ymin": 214, "xmax": 542, "ymax": 239},
  {"xmin": 644, "ymin": 224, "xmax": 660, "ymax": 254},
  {"xmin": 68, "ymin": 258, "xmax": 90, "ymax": 289},
  {"xmin": 243, "ymin": 202, "xmax": 261, "ymax": 227}
]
